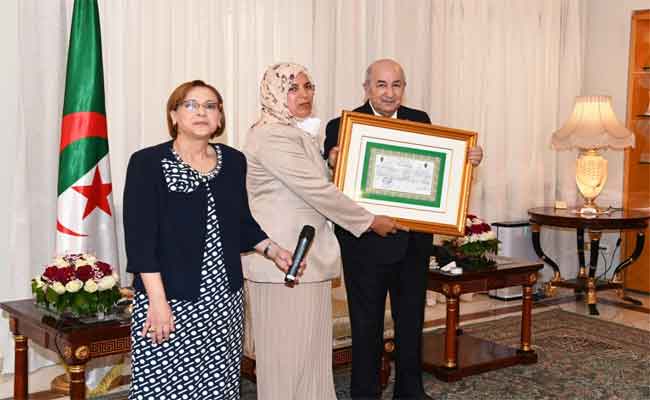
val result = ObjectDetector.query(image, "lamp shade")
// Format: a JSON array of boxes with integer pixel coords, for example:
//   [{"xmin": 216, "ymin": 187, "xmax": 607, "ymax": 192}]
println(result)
[{"xmin": 551, "ymin": 95, "xmax": 635, "ymax": 150}]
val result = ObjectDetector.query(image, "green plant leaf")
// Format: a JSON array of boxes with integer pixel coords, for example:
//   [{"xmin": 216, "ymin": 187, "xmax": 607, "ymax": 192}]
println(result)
[
  {"xmin": 35, "ymin": 291, "xmax": 46, "ymax": 304},
  {"xmin": 45, "ymin": 287, "xmax": 59, "ymax": 304}
]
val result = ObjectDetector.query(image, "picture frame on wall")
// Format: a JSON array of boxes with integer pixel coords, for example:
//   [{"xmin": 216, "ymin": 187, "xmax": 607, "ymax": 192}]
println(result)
[{"xmin": 333, "ymin": 111, "xmax": 477, "ymax": 236}]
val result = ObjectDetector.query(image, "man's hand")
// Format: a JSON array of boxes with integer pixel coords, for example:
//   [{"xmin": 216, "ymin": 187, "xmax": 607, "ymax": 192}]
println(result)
[
  {"xmin": 468, "ymin": 145, "xmax": 483, "ymax": 166},
  {"xmin": 370, "ymin": 215, "xmax": 409, "ymax": 237},
  {"xmin": 328, "ymin": 146, "xmax": 339, "ymax": 169}
]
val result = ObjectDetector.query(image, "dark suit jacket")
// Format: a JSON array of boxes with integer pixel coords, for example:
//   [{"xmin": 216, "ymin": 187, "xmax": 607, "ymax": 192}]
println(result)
[
  {"xmin": 324, "ymin": 102, "xmax": 433, "ymax": 264},
  {"xmin": 123, "ymin": 140, "xmax": 267, "ymax": 301}
]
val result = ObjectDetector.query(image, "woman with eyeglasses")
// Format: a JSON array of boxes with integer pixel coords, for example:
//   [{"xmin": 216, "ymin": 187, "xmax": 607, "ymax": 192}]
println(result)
[
  {"xmin": 123, "ymin": 80, "xmax": 301, "ymax": 399},
  {"xmin": 242, "ymin": 63, "xmax": 403, "ymax": 399}
]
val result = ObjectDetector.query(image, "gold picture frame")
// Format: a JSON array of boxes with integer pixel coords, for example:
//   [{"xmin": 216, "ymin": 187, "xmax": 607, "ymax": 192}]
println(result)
[{"xmin": 334, "ymin": 111, "xmax": 477, "ymax": 236}]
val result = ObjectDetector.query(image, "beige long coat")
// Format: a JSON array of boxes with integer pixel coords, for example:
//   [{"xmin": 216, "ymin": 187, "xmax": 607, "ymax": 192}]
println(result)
[{"xmin": 242, "ymin": 123, "xmax": 373, "ymax": 283}]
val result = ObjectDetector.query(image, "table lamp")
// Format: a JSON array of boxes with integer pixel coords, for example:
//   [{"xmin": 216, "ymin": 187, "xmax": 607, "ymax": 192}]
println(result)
[{"xmin": 551, "ymin": 95, "xmax": 635, "ymax": 214}]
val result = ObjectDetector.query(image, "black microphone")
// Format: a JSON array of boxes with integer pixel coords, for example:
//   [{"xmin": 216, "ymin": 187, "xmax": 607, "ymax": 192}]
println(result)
[{"xmin": 285, "ymin": 225, "xmax": 315, "ymax": 283}]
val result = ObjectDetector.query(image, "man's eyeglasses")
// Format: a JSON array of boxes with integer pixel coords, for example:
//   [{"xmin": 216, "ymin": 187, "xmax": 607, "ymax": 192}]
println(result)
[{"xmin": 178, "ymin": 99, "xmax": 220, "ymax": 113}]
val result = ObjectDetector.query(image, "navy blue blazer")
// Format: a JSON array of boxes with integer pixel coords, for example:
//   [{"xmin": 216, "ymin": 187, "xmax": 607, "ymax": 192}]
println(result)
[
  {"xmin": 123, "ymin": 140, "xmax": 267, "ymax": 301},
  {"xmin": 324, "ymin": 102, "xmax": 434, "ymax": 264}
]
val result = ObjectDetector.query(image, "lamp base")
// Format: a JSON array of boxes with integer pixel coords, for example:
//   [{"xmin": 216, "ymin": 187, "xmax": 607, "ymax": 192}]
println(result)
[
  {"xmin": 571, "ymin": 205, "xmax": 611, "ymax": 216},
  {"xmin": 575, "ymin": 149, "xmax": 608, "ymax": 217}
]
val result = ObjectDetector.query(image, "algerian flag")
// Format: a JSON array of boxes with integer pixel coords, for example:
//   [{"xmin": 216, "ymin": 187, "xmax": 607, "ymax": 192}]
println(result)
[
  {"xmin": 56, "ymin": 0, "xmax": 123, "ymax": 394},
  {"xmin": 56, "ymin": 0, "xmax": 118, "ymax": 271}
]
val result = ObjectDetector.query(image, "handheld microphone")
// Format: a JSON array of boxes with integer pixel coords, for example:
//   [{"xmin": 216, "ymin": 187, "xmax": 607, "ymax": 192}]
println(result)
[{"xmin": 285, "ymin": 225, "xmax": 315, "ymax": 283}]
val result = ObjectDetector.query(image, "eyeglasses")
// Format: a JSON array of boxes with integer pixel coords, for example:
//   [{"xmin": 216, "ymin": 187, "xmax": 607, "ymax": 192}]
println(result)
[{"xmin": 178, "ymin": 99, "xmax": 220, "ymax": 113}]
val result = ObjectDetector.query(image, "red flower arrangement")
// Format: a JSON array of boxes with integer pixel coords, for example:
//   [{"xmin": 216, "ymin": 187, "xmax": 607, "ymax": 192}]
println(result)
[
  {"xmin": 32, "ymin": 253, "xmax": 121, "ymax": 317},
  {"xmin": 442, "ymin": 214, "xmax": 500, "ymax": 270}
]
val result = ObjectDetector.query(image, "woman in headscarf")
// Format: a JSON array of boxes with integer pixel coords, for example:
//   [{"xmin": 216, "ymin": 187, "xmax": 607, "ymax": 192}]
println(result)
[{"xmin": 242, "ymin": 63, "xmax": 405, "ymax": 399}]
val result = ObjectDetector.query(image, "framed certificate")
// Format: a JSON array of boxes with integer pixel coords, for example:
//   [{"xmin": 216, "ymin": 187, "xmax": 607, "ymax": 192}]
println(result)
[{"xmin": 334, "ymin": 111, "xmax": 477, "ymax": 236}]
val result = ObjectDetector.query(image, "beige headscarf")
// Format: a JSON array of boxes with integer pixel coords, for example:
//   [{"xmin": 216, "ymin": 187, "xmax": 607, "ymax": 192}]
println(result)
[{"xmin": 254, "ymin": 62, "xmax": 315, "ymax": 127}]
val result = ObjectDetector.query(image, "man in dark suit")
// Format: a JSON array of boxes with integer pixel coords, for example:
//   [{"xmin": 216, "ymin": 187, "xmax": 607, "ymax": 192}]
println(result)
[{"xmin": 325, "ymin": 59, "xmax": 482, "ymax": 400}]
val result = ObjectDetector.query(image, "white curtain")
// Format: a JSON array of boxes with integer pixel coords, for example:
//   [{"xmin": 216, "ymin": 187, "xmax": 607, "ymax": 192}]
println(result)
[{"xmin": 0, "ymin": 0, "xmax": 585, "ymax": 374}]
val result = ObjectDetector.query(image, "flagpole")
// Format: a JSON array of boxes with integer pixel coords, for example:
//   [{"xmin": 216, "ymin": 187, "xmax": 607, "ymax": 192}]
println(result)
[{"xmin": 54, "ymin": 0, "xmax": 124, "ymax": 396}]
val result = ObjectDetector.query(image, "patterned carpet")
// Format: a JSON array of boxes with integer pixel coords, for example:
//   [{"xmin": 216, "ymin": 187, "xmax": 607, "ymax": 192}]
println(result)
[
  {"xmin": 414, "ymin": 308, "xmax": 650, "ymax": 400},
  {"xmin": 99, "ymin": 308, "xmax": 650, "ymax": 399},
  {"xmin": 244, "ymin": 308, "xmax": 650, "ymax": 400}
]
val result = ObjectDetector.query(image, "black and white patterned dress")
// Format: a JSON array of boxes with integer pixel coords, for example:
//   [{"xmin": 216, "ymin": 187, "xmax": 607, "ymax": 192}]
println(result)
[{"xmin": 130, "ymin": 144, "xmax": 244, "ymax": 400}]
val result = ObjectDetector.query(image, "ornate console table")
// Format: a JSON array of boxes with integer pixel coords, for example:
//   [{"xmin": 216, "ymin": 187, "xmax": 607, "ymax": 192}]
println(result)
[
  {"xmin": 528, "ymin": 207, "xmax": 650, "ymax": 315},
  {"xmin": 422, "ymin": 258, "xmax": 542, "ymax": 381},
  {"xmin": 0, "ymin": 299, "xmax": 131, "ymax": 399}
]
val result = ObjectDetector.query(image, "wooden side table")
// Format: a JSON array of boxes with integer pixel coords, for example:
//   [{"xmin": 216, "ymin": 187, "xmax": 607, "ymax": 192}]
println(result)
[
  {"xmin": 528, "ymin": 207, "xmax": 650, "ymax": 315},
  {"xmin": 0, "ymin": 299, "xmax": 131, "ymax": 400},
  {"xmin": 422, "ymin": 258, "xmax": 542, "ymax": 382}
]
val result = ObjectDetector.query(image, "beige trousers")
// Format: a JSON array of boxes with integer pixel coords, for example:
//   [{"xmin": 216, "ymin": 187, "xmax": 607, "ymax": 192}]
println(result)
[{"xmin": 247, "ymin": 280, "xmax": 336, "ymax": 400}]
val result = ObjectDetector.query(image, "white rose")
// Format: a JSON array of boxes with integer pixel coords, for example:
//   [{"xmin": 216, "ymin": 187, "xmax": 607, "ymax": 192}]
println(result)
[
  {"xmin": 84, "ymin": 280, "xmax": 98, "ymax": 293},
  {"xmin": 74, "ymin": 259, "xmax": 90, "ymax": 268},
  {"xmin": 84, "ymin": 254, "xmax": 97, "ymax": 264},
  {"xmin": 54, "ymin": 257, "xmax": 68, "ymax": 268},
  {"xmin": 51, "ymin": 281, "xmax": 66, "ymax": 295},
  {"xmin": 477, "ymin": 231, "xmax": 491, "ymax": 241},
  {"xmin": 33, "ymin": 276, "xmax": 44, "ymax": 288},
  {"xmin": 65, "ymin": 279, "xmax": 83, "ymax": 293},
  {"xmin": 98, "ymin": 276, "xmax": 116, "ymax": 291}
]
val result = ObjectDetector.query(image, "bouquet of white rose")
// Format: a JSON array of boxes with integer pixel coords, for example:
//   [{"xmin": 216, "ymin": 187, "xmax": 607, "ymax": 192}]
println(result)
[{"xmin": 31, "ymin": 253, "xmax": 121, "ymax": 317}]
